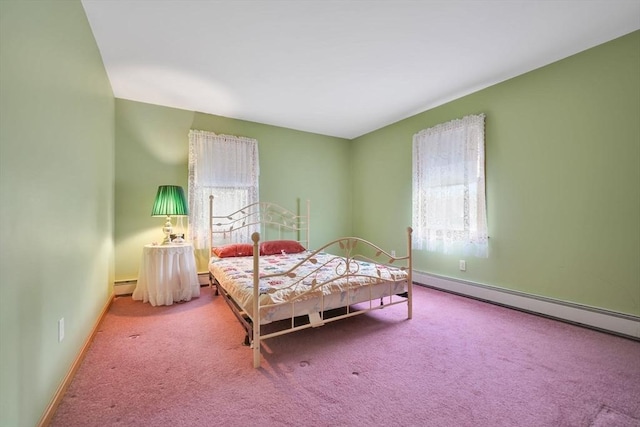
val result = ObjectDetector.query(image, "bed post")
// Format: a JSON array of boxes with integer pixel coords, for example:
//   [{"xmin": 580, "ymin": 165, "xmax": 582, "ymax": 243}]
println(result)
[
  {"xmin": 251, "ymin": 231, "xmax": 261, "ymax": 368},
  {"xmin": 407, "ymin": 227, "xmax": 413, "ymax": 319},
  {"xmin": 209, "ymin": 195, "xmax": 214, "ymax": 252},
  {"xmin": 306, "ymin": 199, "xmax": 310, "ymax": 249}
]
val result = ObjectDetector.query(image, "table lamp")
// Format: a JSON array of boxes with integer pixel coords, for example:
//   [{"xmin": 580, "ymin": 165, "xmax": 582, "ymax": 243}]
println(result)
[{"xmin": 151, "ymin": 185, "xmax": 189, "ymax": 244}]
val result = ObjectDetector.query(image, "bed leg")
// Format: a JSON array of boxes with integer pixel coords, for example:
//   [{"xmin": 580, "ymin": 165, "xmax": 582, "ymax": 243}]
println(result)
[
  {"xmin": 252, "ymin": 318, "xmax": 261, "ymax": 368},
  {"xmin": 253, "ymin": 339, "xmax": 261, "ymax": 368},
  {"xmin": 209, "ymin": 273, "xmax": 219, "ymax": 295}
]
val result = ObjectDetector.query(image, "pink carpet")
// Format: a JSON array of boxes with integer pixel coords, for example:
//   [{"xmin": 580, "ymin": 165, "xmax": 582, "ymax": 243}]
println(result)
[{"xmin": 50, "ymin": 285, "xmax": 640, "ymax": 426}]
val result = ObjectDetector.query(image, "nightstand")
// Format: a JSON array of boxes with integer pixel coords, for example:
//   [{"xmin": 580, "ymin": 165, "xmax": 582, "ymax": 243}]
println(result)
[{"xmin": 132, "ymin": 243, "xmax": 200, "ymax": 306}]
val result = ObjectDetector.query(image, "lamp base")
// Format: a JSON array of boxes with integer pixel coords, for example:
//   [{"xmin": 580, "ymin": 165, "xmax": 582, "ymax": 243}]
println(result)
[{"xmin": 161, "ymin": 216, "xmax": 173, "ymax": 245}]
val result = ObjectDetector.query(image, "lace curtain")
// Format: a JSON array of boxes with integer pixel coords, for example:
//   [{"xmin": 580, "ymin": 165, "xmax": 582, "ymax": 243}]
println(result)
[
  {"xmin": 412, "ymin": 114, "xmax": 488, "ymax": 257},
  {"xmin": 188, "ymin": 130, "xmax": 259, "ymax": 249}
]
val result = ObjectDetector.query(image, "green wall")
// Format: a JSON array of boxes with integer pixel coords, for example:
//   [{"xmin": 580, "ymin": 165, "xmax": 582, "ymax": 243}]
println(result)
[
  {"xmin": 0, "ymin": 1, "xmax": 115, "ymax": 426},
  {"xmin": 351, "ymin": 31, "xmax": 640, "ymax": 316},
  {"xmin": 1, "ymin": 2, "xmax": 637, "ymax": 424},
  {"xmin": 115, "ymin": 100, "xmax": 351, "ymax": 280}
]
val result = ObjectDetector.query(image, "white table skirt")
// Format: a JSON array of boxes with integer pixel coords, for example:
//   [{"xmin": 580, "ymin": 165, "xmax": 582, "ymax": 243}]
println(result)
[{"xmin": 132, "ymin": 243, "xmax": 200, "ymax": 306}]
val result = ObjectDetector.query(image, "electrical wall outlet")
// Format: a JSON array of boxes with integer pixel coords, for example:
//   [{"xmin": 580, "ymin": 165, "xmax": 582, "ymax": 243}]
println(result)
[
  {"xmin": 391, "ymin": 250, "xmax": 396, "ymax": 257},
  {"xmin": 58, "ymin": 318, "xmax": 65, "ymax": 342},
  {"xmin": 459, "ymin": 260, "xmax": 466, "ymax": 271}
]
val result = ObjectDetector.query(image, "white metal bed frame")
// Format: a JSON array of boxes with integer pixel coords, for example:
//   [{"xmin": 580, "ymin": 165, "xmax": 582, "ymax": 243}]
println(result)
[{"xmin": 208, "ymin": 196, "xmax": 413, "ymax": 368}]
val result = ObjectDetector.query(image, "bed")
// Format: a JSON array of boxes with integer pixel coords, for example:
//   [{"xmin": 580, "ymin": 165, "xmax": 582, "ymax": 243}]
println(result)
[{"xmin": 208, "ymin": 196, "xmax": 413, "ymax": 368}]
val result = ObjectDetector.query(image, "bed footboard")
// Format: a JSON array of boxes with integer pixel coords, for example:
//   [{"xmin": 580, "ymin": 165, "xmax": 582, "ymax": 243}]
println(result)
[{"xmin": 249, "ymin": 228, "xmax": 413, "ymax": 368}]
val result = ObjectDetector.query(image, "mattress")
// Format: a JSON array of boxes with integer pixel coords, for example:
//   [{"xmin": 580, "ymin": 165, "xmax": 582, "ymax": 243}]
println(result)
[{"xmin": 209, "ymin": 251, "xmax": 408, "ymax": 324}]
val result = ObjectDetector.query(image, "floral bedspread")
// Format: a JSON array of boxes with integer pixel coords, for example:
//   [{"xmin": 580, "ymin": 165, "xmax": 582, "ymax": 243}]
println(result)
[{"xmin": 209, "ymin": 251, "xmax": 408, "ymax": 314}]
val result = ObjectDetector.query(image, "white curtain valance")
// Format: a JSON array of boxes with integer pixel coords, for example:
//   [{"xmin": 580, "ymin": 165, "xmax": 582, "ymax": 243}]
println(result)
[{"xmin": 188, "ymin": 130, "xmax": 259, "ymax": 186}]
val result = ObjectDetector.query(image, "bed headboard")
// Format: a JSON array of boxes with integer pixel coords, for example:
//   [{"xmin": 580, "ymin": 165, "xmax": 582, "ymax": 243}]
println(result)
[{"xmin": 209, "ymin": 195, "xmax": 310, "ymax": 250}]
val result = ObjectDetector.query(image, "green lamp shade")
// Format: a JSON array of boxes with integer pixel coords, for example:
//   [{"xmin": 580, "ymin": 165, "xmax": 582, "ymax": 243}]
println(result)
[{"xmin": 151, "ymin": 185, "xmax": 189, "ymax": 216}]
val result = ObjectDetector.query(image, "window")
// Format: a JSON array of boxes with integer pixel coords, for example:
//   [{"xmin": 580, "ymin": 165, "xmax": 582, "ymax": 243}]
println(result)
[
  {"xmin": 188, "ymin": 130, "xmax": 259, "ymax": 249},
  {"xmin": 412, "ymin": 114, "xmax": 488, "ymax": 257}
]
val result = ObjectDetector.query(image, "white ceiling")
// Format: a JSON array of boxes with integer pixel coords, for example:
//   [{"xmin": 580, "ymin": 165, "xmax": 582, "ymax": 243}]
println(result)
[{"xmin": 81, "ymin": 1, "xmax": 640, "ymax": 139}]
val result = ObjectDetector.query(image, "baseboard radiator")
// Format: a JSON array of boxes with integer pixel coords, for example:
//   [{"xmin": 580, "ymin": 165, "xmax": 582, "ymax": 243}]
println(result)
[
  {"xmin": 114, "ymin": 273, "xmax": 211, "ymax": 296},
  {"xmin": 413, "ymin": 271, "xmax": 639, "ymax": 340}
]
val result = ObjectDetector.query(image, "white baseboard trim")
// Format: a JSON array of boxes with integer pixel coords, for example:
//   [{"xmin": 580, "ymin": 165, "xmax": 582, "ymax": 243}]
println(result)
[{"xmin": 413, "ymin": 271, "xmax": 640, "ymax": 340}]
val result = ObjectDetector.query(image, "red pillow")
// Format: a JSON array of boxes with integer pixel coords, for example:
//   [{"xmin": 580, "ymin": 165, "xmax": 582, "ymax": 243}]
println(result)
[
  {"xmin": 235, "ymin": 243, "xmax": 254, "ymax": 257},
  {"xmin": 260, "ymin": 240, "xmax": 306, "ymax": 255},
  {"xmin": 212, "ymin": 243, "xmax": 254, "ymax": 258}
]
